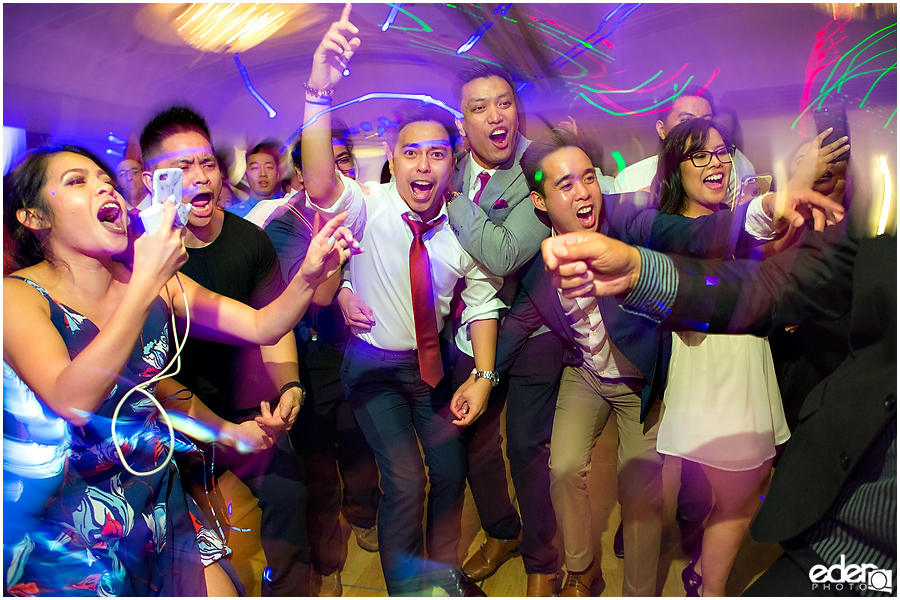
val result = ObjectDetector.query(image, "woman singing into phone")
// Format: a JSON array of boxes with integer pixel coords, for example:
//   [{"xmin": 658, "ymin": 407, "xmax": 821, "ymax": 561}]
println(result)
[
  {"xmin": 650, "ymin": 120, "xmax": 790, "ymax": 597},
  {"xmin": 3, "ymin": 146, "xmax": 356, "ymax": 596}
]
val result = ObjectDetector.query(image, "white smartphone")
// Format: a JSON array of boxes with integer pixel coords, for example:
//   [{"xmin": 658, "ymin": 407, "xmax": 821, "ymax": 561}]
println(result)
[
  {"xmin": 152, "ymin": 168, "xmax": 183, "ymax": 205},
  {"xmin": 153, "ymin": 168, "xmax": 191, "ymax": 229}
]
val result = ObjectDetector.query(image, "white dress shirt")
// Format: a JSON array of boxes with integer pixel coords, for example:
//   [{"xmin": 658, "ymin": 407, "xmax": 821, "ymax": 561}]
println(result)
[
  {"xmin": 557, "ymin": 274, "xmax": 644, "ymax": 381},
  {"xmin": 465, "ymin": 159, "xmax": 497, "ymax": 203},
  {"xmin": 244, "ymin": 191, "xmax": 298, "ymax": 229},
  {"xmin": 310, "ymin": 173, "xmax": 504, "ymax": 352}
]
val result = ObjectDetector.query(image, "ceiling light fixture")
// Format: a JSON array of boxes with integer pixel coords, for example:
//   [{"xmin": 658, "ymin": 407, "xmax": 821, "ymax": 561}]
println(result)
[
  {"xmin": 814, "ymin": 3, "xmax": 897, "ymax": 21},
  {"xmin": 173, "ymin": 3, "xmax": 298, "ymax": 54}
]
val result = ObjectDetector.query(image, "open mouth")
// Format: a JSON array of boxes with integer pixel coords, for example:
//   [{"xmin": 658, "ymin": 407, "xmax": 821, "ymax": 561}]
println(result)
[
  {"xmin": 410, "ymin": 180, "xmax": 434, "ymax": 201},
  {"xmin": 576, "ymin": 204, "xmax": 595, "ymax": 229},
  {"xmin": 188, "ymin": 192, "xmax": 214, "ymax": 218},
  {"xmin": 703, "ymin": 173, "xmax": 725, "ymax": 190},
  {"xmin": 489, "ymin": 127, "xmax": 509, "ymax": 149},
  {"xmin": 815, "ymin": 170, "xmax": 834, "ymax": 185},
  {"xmin": 97, "ymin": 201, "xmax": 125, "ymax": 232}
]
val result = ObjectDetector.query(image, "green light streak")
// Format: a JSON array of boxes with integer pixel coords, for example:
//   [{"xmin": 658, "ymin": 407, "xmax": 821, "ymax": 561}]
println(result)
[
  {"xmin": 386, "ymin": 5, "xmax": 433, "ymax": 32},
  {"xmin": 611, "ymin": 151, "xmax": 626, "ymax": 172},
  {"xmin": 578, "ymin": 81, "xmax": 692, "ymax": 116},
  {"xmin": 565, "ymin": 35, "xmax": 613, "ymax": 61},
  {"xmin": 503, "ymin": 16, "xmax": 517, "ymax": 23},
  {"xmin": 885, "ymin": 108, "xmax": 897, "ymax": 130},
  {"xmin": 793, "ymin": 64, "xmax": 898, "ymax": 128},
  {"xmin": 541, "ymin": 44, "xmax": 589, "ymax": 79},
  {"xmin": 860, "ymin": 62, "xmax": 898, "ymax": 105},
  {"xmin": 580, "ymin": 70, "xmax": 663, "ymax": 94},
  {"xmin": 818, "ymin": 24, "xmax": 896, "ymax": 105}
]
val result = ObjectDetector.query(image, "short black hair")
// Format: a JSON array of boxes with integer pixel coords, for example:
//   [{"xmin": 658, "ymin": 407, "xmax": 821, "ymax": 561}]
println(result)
[
  {"xmin": 663, "ymin": 85, "xmax": 716, "ymax": 120},
  {"xmin": 395, "ymin": 103, "xmax": 461, "ymax": 150},
  {"xmin": 248, "ymin": 139, "xmax": 282, "ymax": 163},
  {"xmin": 653, "ymin": 118, "xmax": 733, "ymax": 215},
  {"xmin": 140, "ymin": 105, "xmax": 213, "ymax": 167},
  {"xmin": 289, "ymin": 141, "xmax": 303, "ymax": 170},
  {"xmin": 452, "ymin": 62, "xmax": 517, "ymax": 109},
  {"xmin": 520, "ymin": 128, "xmax": 594, "ymax": 197}
]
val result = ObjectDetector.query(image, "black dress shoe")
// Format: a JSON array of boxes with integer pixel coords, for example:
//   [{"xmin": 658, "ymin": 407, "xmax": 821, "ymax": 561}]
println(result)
[
  {"xmin": 434, "ymin": 567, "xmax": 487, "ymax": 597},
  {"xmin": 613, "ymin": 520, "xmax": 625, "ymax": 559}
]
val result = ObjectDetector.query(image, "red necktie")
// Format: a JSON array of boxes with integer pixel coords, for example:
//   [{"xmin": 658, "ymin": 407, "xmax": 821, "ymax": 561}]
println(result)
[
  {"xmin": 472, "ymin": 171, "xmax": 491, "ymax": 205},
  {"xmin": 402, "ymin": 212, "xmax": 446, "ymax": 388}
]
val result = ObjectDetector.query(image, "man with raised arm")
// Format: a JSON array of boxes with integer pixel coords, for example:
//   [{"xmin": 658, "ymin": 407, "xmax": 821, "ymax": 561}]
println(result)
[{"xmin": 300, "ymin": 5, "xmax": 503, "ymax": 596}]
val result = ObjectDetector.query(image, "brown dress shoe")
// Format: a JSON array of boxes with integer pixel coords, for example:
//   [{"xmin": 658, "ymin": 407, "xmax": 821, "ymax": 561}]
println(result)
[
  {"xmin": 560, "ymin": 559, "xmax": 605, "ymax": 597},
  {"xmin": 310, "ymin": 569, "xmax": 343, "ymax": 597},
  {"xmin": 526, "ymin": 572, "xmax": 562, "ymax": 597},
  {"xmin": 350, "ymin": 523, "xmax": 379, "ymax": 552},
  {"xmin": 463, "ymin": 531, "xmax": 523, "ymax": 581}
]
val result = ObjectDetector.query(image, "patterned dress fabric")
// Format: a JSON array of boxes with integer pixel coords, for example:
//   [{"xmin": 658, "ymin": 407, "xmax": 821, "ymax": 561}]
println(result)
[{"xmin": 3, "ymin": 277, "xmax": 234, "ymax": 596}]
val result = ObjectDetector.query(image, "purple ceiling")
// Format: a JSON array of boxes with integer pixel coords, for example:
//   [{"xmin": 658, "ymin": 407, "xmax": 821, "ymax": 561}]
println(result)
[{"xmin": 3, "ymin": 3, "xmax": 896, "ymax": 167}]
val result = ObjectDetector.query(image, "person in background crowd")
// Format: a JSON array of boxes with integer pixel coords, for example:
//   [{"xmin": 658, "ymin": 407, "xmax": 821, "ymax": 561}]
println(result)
[
  {"xmin": 264, "ymin": 136, "xmax": 383, "ymax": 597},
  {"xmin": 116, "ymin": 135, "xmax": 150, "ymax": 210},
  {"xmin": 231, "ymin": 139, "xmax": 284, "ymax": 220}
]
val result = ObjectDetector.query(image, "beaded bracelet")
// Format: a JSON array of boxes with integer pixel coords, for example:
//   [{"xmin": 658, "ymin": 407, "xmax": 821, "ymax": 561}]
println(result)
[{"xmin": 303, "ymin": 83, "xmax": 334, "ymax": 98}]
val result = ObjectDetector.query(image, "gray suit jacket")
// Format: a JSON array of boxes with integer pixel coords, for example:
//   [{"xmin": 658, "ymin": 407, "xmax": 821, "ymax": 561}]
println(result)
[{"xmin": 447, "ymin": 134, "xmax": 549, "ymax": 279}]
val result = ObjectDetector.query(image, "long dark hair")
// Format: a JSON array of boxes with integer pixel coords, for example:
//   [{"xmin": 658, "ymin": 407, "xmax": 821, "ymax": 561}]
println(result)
[
  {"xmin": 4, "ymin": 144, "xmax": 114, "ymax": 272},
  {"xmin": 651, "ymin": 119, "xmax": 732, "ymax": 215}
]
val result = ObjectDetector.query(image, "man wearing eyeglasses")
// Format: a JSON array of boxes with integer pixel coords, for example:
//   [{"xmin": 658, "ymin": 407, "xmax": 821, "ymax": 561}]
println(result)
[{"xmin": 612, "ymin": 86, "xmax": 756, "ymax": 204}]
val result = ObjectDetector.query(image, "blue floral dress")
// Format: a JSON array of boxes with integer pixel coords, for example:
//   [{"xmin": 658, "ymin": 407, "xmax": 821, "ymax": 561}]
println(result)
[{"xmin": 3, "ymin": 277, "xmax": 239, "ymax": 596}]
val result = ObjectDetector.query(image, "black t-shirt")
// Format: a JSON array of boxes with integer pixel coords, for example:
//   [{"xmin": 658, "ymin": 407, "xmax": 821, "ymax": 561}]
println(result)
[
  {"xmin": 264, "ymin": 202, "xmax": 349, "ymax": 348},
  {"xmin": 177, "ymin": 211, "xmax": 286, "ymax": 418}
]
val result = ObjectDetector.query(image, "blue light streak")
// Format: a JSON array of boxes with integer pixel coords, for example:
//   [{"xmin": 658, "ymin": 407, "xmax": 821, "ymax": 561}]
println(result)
[
  {"xmin": 382, "ymin": 3, "xmax": 402, "ymax": 31},
  {"xmin": 282, "ymin": 93, "xmax": 464, "ymax": 152},
  {"xmin": 457, "ymin": 21, "xmax": 494, "ymax": 55},
  {"xmin": 234, "ymin": 53, "xmax": 277, "ymax": 119},
  {"xmin": 551, "ymin": 3, "xmax": 641, "ymax": 68}
]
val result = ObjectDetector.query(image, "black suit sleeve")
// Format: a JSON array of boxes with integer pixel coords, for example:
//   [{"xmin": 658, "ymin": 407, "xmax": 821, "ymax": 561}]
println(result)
[
  {"xmin": 663, "ymin": 225, "xmax": 857, "ymax": 336},
  {"xmin": 605, "ymin": 192, "xmax": 763, "ymax": 258},
  {"xmin": 495, "ymin": 284, "xmax": 547, "ymax": 376}
]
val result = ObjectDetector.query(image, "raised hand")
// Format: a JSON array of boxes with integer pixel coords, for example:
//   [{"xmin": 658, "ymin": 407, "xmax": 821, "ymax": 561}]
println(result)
[
  {"xmin": 790, "ymin": 127, "xmax": 850, "ymax": 191},
  {"xmin": 542, "ymin": 232, "xmax": 642, "ymax": 299},
  {"xmin": 308, "ymin": 3, "xmax": 361, "ymax": 94},
  {"xmin": 300, "ymin": 212, "xmax": 362, "ymax": 287},
  {"xmin": 761, "ymin": 187, "xmax": 845, "ymax": 232},
  {"xmin": 132, "ymin": 199, "xmax": 188, "ymax": 291}
]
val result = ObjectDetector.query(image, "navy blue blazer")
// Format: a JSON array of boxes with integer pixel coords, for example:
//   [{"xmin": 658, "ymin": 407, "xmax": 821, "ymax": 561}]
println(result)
[{"xmin": 496, "ymin": 193, "xmax": 761, "ymax": 422}]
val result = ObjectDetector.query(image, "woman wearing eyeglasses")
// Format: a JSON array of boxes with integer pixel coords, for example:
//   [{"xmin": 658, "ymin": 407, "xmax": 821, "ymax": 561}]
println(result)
[{"xmin": 650, "ymin": 118, "xmax": 790, "ymax": 597}]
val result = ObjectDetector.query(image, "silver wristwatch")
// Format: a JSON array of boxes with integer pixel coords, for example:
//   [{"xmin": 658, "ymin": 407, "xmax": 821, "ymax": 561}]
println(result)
[{"xmin": 472, "ymin": 369, "xmax": 500, "ymax": 387}]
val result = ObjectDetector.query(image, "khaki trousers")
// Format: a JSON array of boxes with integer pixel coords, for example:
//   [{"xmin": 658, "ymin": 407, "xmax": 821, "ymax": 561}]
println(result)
[{"xmin": 549, "ymin": 365, "xmax": 664, "ymax": 596}]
